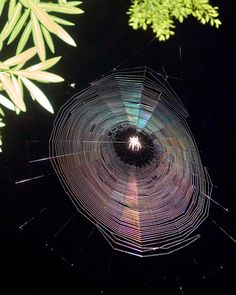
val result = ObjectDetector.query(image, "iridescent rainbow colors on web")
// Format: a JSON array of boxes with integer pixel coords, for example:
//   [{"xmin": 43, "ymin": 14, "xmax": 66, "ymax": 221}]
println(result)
[{"xmin": 49, "ymin": 68, "xmax": 212, "ymax": 257}]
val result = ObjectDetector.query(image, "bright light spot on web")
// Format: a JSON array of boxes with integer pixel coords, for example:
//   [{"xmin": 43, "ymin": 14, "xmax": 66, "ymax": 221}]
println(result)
[
  {"xmin": 128, "ymin": 136, "xmax": 141, "ymax": 151},
  {"xmin": 69, "ymin": 82, "xmax": 76, "ymax": 88}
]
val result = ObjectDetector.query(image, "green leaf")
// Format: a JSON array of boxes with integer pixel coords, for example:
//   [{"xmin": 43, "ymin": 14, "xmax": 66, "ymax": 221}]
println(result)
[
  {"xmin": 0, "ymin": 106, "xmax": 5, "ymax": 116},
  {"xmin": 8, "ymin": 0, "xmax": 16, "ymax": 20},
  {"xmin": 31, "ymin": 12, "xmax": 46, "ymax": 61},
  {"xmin": 41, "ymin": 26, "xmax": 55, "ymax": 53},
  {"xmin": 0, "ymin": 2, "xmax": 22, "ymax": 41},
  {"xmin": 0, "ymin": 22, "xmax": 10, "ymax": 41},
  {"xmin": 0, "ymin": 62, "xmax": 9, "ymax": 70},
  {"xmin": 214, "ymin": 19, "xmax": 222, "ymax": 28},
  {"xmin": 39, "ymin": 3, "xmax": 84, "ymax": 14},
  {"xmin": 29, "ymin": 0, "xmax": 77, "ymax": 47},
  {"xmin": 29, "ymin": 0, "xmax": 63, "ymax": 33},
  {"xmin": 15, "ymin": 70, "xmax": 64, "ymax": 83},
  {"xmin": 0, "ymin": 0, "xmax": 6, "ymax": 18},
  {"xmin": 51, "ymin": 15, "xmax": 75, "ymax": 26},
  {"xmin": 0, "ymin": 73, "xmax": 26, "ymax": 111},
  {"xmin": 19, "ymin": 0, "xmax": 29, "ymax": 8},
  {"xmin": 0, "ymin": 93, "xmax": 16, "ymax": 111},
  {"xmin": 11, "ymin": 75, "xmax": 24, "ymax": 106},
  {"xmin": 12, "ymin": 62, "xmax": 25, "ymax": 72},
  {"xmin": 15, "ymin": 106, "xmax": 21, "ymax": 114},
  {"xmin": 20, "ymin": 77, "xmax": 54, "ymax": 113},
  {"xmin": 16, "ymin": 21, "xmax": 32, "ymax": 54},
  {"xmin": 0, "ymin": 122, "xmax": 6, "ymax": 128},
  {"xmin": 17, "ymin": 76, "xmax": 23, "ymax": 99},
  {"xmin": 8, "ymin": 8, "xmax": 30, "ymax": 45},
  {"xmin": 3, "ymin": 47, "xmax": 37, "ymax": 67},
  {"xmin": 54, "ymin": 23, "xmax": 77, "ymax": 47},
  {"xmin": 26, "ymin": 56, "xmax": 61, "ymax": 71},
  {"xmin": 200, "ymin": 18, "xmax": 206, "ymax": 24},
  {"xmin": 64, "ymin": 2, "xmax": 83, "ymax": 7}
]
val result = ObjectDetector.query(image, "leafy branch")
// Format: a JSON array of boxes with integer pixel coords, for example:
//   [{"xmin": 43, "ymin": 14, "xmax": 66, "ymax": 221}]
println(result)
[
  {"xmin": 0, "ymin": 0, "xmax": 84, "ymax": 59},
  {"xmin": 0, "ymin": 0, "xmax": 84, "ymax": 152},
  {"xmin": 0, "ymin": 47, "xmax": 63, "ymax": 114},
  {"xmin": 127, "ymin": 0, "xmax": 221, "ymax": 41}
]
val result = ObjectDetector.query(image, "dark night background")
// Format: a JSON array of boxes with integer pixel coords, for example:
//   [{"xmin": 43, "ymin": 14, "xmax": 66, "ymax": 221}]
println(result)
[{"xmin": 0, "ymin": 0, "xmax": 235, "ymax": 294}]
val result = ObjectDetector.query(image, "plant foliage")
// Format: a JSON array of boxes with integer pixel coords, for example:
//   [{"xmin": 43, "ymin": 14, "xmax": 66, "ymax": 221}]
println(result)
[
  {"xmin": 128, "ymin": 0, "xmax": 221, "ymax": 41},
  {"xmin": 0, "ymin": 0, "xmax": 84, "ymax": 152}
]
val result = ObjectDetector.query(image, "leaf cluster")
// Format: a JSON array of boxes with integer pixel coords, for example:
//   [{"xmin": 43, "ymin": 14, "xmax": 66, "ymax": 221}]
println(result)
[
  {"xmin": 127, "ymin": 0, "xmax": 221, "ymax": 41},
  {"xmin": 0, "ymin": 0, "xmax": 84, "ymax": 152}
]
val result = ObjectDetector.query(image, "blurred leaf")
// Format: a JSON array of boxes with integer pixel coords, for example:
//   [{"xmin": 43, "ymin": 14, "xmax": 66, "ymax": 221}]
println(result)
[
  {"xmin": 0, "ymin": 2, "xmax": 22, "ymax": 41},
  {"xmin": 8, "ymin": 0, "xmax": 16, "ymax": 20},
  {"xmin": 15, "ymin": 106, "xmax": 21, "ymax": 115},
  {"xmin": 0, "ymin": 22, "xmax": 10, "ymax": 42},
  {"xmin": 39, "ymin": 3, "xmax": 84, "ymax": 14},
  {"xmin": 26, "ymin": 56, "xmax": 62, "ymax": 71},
  {"xmin": 12, "ymin": 62, "xmax": 26, "ymax": 72},
  {"xmin": 51, "ymin": 15, "xmax": 75, "ymax": 26},
  {"xmin": 214, "ymin": 19, "xmax": 222, "ymax": 28},
  {"xmin": 16, "ymin": 21, "xmax": 32, "ymax": 54},
  {"xmin": 17, "ymin": 76, "xmax": 23, "ymax": 99},
  {"xmin": 0, "ymin": 93, "xmax": 16, "ymax": 111},
  {"xmin": 55, "ymin": 24, "xmax": 77, "ymax": 46},
  {"xmin": 0, "ymin": 106, "xmax": 4, "ymax": 116},
  {"xmin": 15, "ymin": 70, "xmax": 64, "ymax": 83},
  {"xmin": 11, "ymin": 75, "xmax": 24, "ymax": 106},
  {"xmin": 3, "ymin": 47, "xmax": 37, "ymax": 67},
  {"xmin": 31, "ymin": 12, "xmax": 46, "ymax": 61},
  {"xmin": 0, "ymin": 73, "xmax": 26, "ymax": 112},
  {"xmin": 64, "ymin": 2, "xmax": 83, "ymax": 7},
  {"xmin": 20, "ymin": 77, "xmax": 54, "ymax": 114},
  {"xmin": 8, "ymin": 8, "xmax": 30, "ymax": 45},
  {"xmin": 19, "ymin": 0, "xmax": 29, "ymax": 8},
  {"xmin": 41, "ymin": 26, "xmax": 55, "ymax": 53},
  {"xmin": 0, "ymin": 62, "xmax": 9, "ymax": 70},
  {"xmin": 0, "ymin": 0, "xmax": 6, "ymax": 18}
]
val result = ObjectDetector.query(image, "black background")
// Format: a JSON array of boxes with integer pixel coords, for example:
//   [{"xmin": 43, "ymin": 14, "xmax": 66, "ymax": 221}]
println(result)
[{"xmin": 0, "ymin": 0, "xmax": 235, "ymax": 294}]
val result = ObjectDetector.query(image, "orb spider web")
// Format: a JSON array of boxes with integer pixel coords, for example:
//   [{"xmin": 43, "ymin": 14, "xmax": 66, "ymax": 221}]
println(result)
[{"xmin": 49, "ymin": 67, "xmax": 214, "ymax": 257}]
